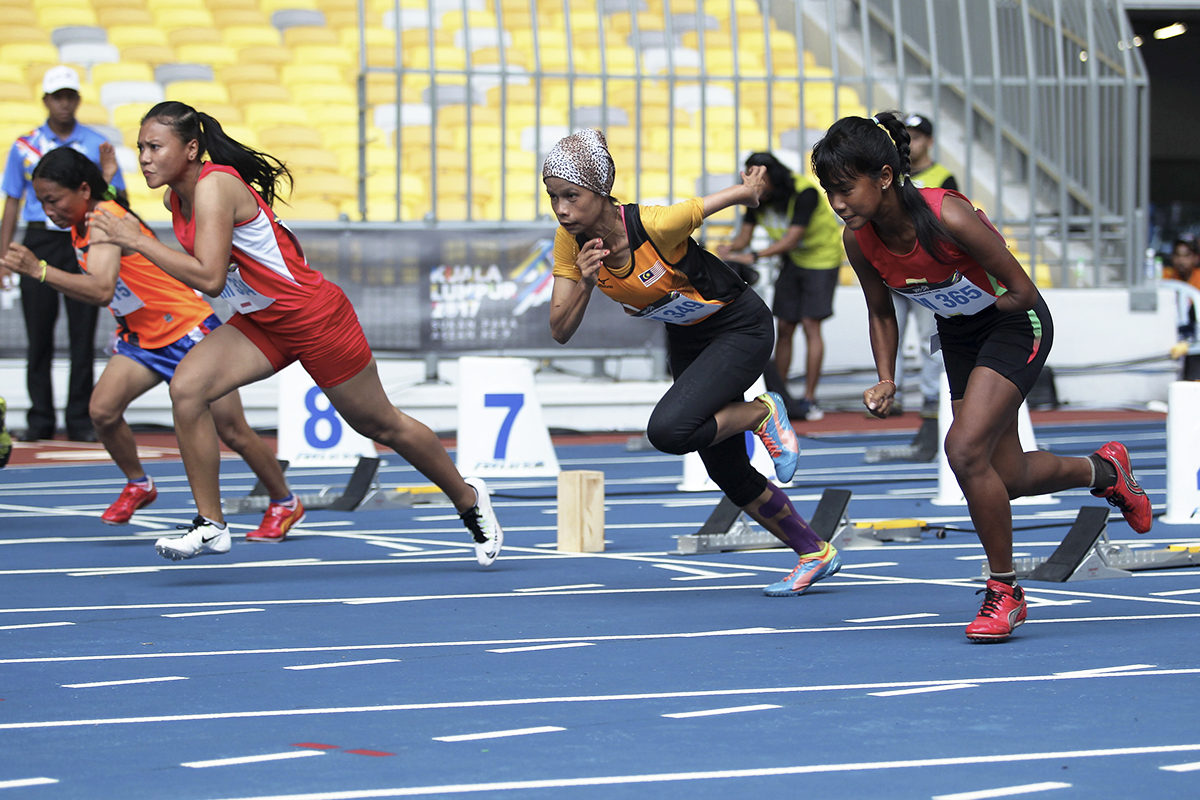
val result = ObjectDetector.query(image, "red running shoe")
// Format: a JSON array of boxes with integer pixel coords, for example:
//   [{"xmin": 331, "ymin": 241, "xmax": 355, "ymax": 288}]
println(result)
[
  {"xmin": 1090, "ymin": 441, "xmax": 1152, "ymax": 534},
  {"xmin": 101, "ymin": 480, "xmax": 158, "ymax": 525},
  {"xmin": 965, "ymin": 579, "xmax": 1027, "ymax": 642},
  {"xmin": 246, "ymin": 499, "xmax": 305, "ymax": 543}
]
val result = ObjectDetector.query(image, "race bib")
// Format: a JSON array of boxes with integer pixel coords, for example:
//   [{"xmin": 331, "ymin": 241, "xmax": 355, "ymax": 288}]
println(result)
[
  {"xmin": 219, "ymin": 266, "xmax": 276, "ymax": 314},
  {"xmin": 108, "ymin": 277, "xmax": 145, "ymax": 317},
  {"xmin": 893, "ymin": 272, "xmax": 997, "ymax": 318},
  {"xmin": 631, "ymin": 291, "xmax": 724, "ymax": 325}
]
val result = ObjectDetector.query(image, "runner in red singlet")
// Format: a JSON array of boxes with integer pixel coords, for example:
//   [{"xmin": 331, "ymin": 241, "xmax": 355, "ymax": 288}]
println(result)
[{"xmin": 88, "ymin": 101, "xmax": 502, "ymax": 565}]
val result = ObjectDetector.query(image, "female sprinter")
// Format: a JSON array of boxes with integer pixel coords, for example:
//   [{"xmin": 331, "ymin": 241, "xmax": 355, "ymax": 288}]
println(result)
[
  {"xmin": 543, "ymin": 129, "xmax": 838, "ymax": 598},
  {"xmin": 811, "ymin": 111, "xmax": 1152, "ymax": 641},
  {"xmin": 88, "ymin": 101, "xmax": 502, "ymax": 565},
  {"xmin": 1, "ymin": 145, "xmax": 302, "ymax": 541}
]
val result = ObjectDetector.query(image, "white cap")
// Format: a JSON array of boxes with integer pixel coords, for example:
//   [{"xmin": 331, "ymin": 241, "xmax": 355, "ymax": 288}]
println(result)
[{"xmin": 42, "ymin": 65, "xmax": 81, "ymax": 95}]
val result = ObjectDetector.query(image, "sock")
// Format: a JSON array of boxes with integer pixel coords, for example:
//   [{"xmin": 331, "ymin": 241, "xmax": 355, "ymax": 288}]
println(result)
[
  {"xmin": 201, "ymin": 516, "xmax": 227, "ymax": 531},
  {"xmin": 131, "ymin": 475, "xmax": 151, "ymax": 487},
  {"xmin": 989, "ymin": 570, "xmax": 1017, "ymax": 585},
  {"xmin": 1087, "ymin": 453, "xmax": 1117, "ymax": 490},
  {"xmin": 271, "ymin": 492, "xmax": 296, "ymax": 507},
  {"xmin": 757, "ymin": 483, "xmax": 824, "ymax": 556}
]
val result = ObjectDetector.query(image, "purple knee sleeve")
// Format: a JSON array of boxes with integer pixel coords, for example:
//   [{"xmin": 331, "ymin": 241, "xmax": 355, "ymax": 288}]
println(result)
[{"xmin": 761, "ymin": 483, "xmax": 824, "ymax": 555}]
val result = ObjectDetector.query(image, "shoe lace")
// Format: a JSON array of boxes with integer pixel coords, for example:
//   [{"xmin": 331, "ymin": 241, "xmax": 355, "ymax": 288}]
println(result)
[
  {"xmin": 176, "ymin": 515, "xmax": 205, "ymax": 533},
  {"xmin": 974, "ymin": 585, "xmax": 1004, "ymax": 618},
  {"xmin": 460, "ymin": 507, "xmax": 488, "ymax": 544}
]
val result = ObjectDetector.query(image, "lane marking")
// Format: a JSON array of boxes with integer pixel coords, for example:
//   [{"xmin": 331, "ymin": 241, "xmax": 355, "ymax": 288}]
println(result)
[
  {"xmin": 846, "ymin": 613, "xmax": 939, "ymax": 623},
  {"xmin": 182, "ymin": 750, "xmax": 326, "ymax": 768},
  {"xmin": 932, "ymin": 782, "xmax": 1072, "ymax": 800},
  {"xmin": 285, "ymin": 659, "xmax": 400, "ymax": 671},
  {"xmin": 0, "ymin": 622, "xmax": 74, "ymax": 631},
  {"xmin": 63, "ymin": 676, "xmax": 188, "ymax": 689},
  {"xmin": 0, "ymin": 778, "xmax": 57, "ymax": 789},
  {"xmin": 870, "ymin": 684, "xmax": 977, "ymax": 697},
  {"xmin": 487, "ymin": 643, "xmax": 594, "ymax": 654},
  {"xmin": 650, "ymin": 564, "xmax": 757, "ymax": 581},
  {"xmin": 162, "ymin": 608, "xmax": 265, "ymax": 618},
  {"xmin": 193, "ymin": 743, "xmax": 1200, "ymax": 799},
  {"xmin": 433, "ymin": 726, "xmax": 565, "ymax": 743},
  {"xmin": 1151, "ymin": 588, "xmax": 1200, "ymax": 597},
  {"xmin": 1052, "ymin": 664, "xmax": 1155, "ymax": 678},
  {"xmin": 513, "ymin": 584, "xmax": 603, "ymax": 592},
  {"xmin": 662, "ymin": 704, "xmax": 781, "ymax": 718},
  {"xmin": 838, "ymin": 562, "xmax": 899, "ymax": 569},
  {"xmin": 1160, "ymin": 760, "xmax": 1200, "ymax": 772}
]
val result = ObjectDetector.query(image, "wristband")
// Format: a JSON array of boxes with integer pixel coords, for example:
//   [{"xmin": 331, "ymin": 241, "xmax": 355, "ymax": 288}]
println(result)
[
  {"xmin": 38, "ymin": 260, "xmax": 47, "ymax": 282},
  {"xmin": 102, "ymin": 185, "xmax": 118, "ymax": 200},
  {"xmin": 750, "ymin": 250, "xmax": 759, "ymax": 261},
  {"xmin": 877, "ymin": 379, "xmax": 895, "ymax": 388}
]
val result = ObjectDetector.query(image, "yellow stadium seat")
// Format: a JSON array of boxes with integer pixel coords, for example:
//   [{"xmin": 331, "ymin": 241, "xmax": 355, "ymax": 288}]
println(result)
[
  {"xmin": 280, "ymin": 63, "xmax": 347, "ymax": 86},
  {"xmin": 212, "ymin": 9, "xmax": 270, "ymax": 28},
  {"xmin": 0, "ymin": 6, "xmax": 37, "ymax": 26},
  {"xmin": 0, "ymin": 26, "xmax": 49, "ymax": 45},
  {"xmin": 292, "ymin": 172, "xmax": 356, "ymax": 202},
  {"xmin": 167, "ymin": 28, "xmax": 221, "ymax": 48},
  {"xmin": 236, "ymin": 45, "xmax": 292, "ymax": 65},
  {"xmin": 106, "ymin": 25, "xmax": 169, "ymax": 49},
  {"xmin": 290, "ymin": 44, "xmax": 355, "ymax": 68},
  {"xmin": 120, "ymin": 44, "xmax": 177, "ymax": 65},
  {"xmin": 0, "ymin": 101, "xmax": 45, "ymax": 129},
  {"xmin": 0, "ymin": 43, "xmax": 60, "ymax": 73},
  {"xmin": 165, "ymin": 81, "xmax": 231, "ymax": 106},
  {"xmin": 282, "ymin": 27, "xmax": 339, "ymax": 47},
  {"xmin": 257, "ymin": 125, "xmax": 323, "ymax": 150},
  {"xmin": 77, "ymin": 103, "xmax": 108, "ymax": 126},
  {"xmin": 274, "ymin": 146, "xmax": 340, "ymax": 174},
  {"xmin": 156, "ymin": 9, "xmax": 217, "ymax": 31},
  {"xmin": 145, "ymin": 0, "xmax": 205, "ymax": 9},
  {"xmin": 221, "ymin": 26, "xmax": 282, "ymax": 50},
  {"xmin": 0, "ymin": 81, "xmax": 33, "ymax": 102},
  {"xmin": 228, "ymin": 82, "xmax": 290, "ymax": 106},
  {"xmin": 219, "ymin": 63, "xmax": 280, "ymax": 86},
  {"xmin": 92, "ymin": 61, "xmax": 155, "ymax": 84},
  {"xmin": 111, "ymin": 104, "xmax": 148, "ymax": 132},
  {"xmin": 217, "ymin": 123, "xmax": 258, "ymax": 148},
  {"xmin": 91, "ymin": 0, "xmax": 147, "ymax": 8},
  {"xmin": 207, "ymin": 0, "xmax": 260, "ymax": 10},
  {"xmin": 0, "ymin": 63, "xmax": 24, "ymax": 83},
  {"xmin": 97, "ymin": 7, "xmax": 154, "ymax": 26},
  {"xmin": 38, "ymin": 6, "xmax": 100, "ymax": 27},
  {"xmin": 188, "ymin": 103, "xmax": 243, "ymax": 124},
  {"xmin": 174, "ymin": 43, "xmax": 240, "ymax": 67},
  {"xmin": 280, "ymin": 198, "xmax": 341, "ymax": 221},
  {"xmin": 260, "ymin": 0, "xmax": 318, "ymax": 11},
  {"xmin": 243, "ymin": 103, "xmax": 310, "ymax": 129},
  {"xmin": 303, "ymin": 104, "xmax": 357, "ymax": 131},
  {"xmin": 295, "ymin": 84, "xmax": 357, "ymax": 107}
]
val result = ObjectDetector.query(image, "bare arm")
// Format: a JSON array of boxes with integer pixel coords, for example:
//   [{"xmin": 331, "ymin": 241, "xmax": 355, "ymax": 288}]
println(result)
[
  {"xmin": 757, "ymin": 223, "xmax": 806, "ymax": 260},
  {"xmin": 700, "ymin": 165, "xmax": 768, "ymax": 219},
  {"xmin": 715, "ymin": 220, "xmax": 756, "ymax": 261},
  {"xmin": 549, "ymin": 238, "xmax": 607, "ymax": 344},
  {"xmin": 0, "ymin": 195, "xmax": 19, "ymax": 289},
  {"xmin": 845, "ymin": 229, "xmax": 901, "ymax": 417},
  {"xmin": 940, "ymin": 194, "xmax": 1038, "ymax": 313},
  {"xmin": 0, "ymin": 240, "xmax": 120, "ymax": 306}
]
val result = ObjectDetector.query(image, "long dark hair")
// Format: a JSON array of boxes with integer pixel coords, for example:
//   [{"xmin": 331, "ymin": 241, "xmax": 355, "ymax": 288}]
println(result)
[
  {"xmin": 32, "ymin": 146, "xmax": 149, "ymax": 230},
  {"xmin": 811, "ymin": 110, "xmax": 960, "ymax": 263},
  {"xmin": 744, "ymin": 152, "xmax": 795, "ymax": 209},
  {"xmin": 141, "ymin": 101, "xmax": 292, "ymax": 208}
]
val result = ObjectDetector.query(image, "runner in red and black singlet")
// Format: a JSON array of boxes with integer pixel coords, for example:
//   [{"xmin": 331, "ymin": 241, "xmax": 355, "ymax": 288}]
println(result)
[
  {"xmin": 812, "ymin": 111, "xmax": 1153, "ymax": 642},
  {"xmin": 88, "ymin": 101, "xmax": 503, "ymax": 567},
  {"xmin": 543, "ymin": 129, "xmax": 842, "ymax": 599}
]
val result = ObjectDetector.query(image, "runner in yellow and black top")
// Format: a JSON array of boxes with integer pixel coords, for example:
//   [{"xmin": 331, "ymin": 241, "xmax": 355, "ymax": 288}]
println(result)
[
  {"xmin": 544, "ymin": 129, "xmax": 841, "ymax": 598},
  {"xmin": 0, "ymin": 146, "xmax": 301, "ymax": 541},
  {"xmin": 719, "ymin": 152, "xmax": 844, "ymax": 421}
]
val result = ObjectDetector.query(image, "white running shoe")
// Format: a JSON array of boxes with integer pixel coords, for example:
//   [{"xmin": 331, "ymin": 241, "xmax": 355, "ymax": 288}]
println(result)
[
  {"xmin": 460, "ymin": 477, "xmax": 503, "ymax": 566},
  {"xmin": 155, "ymin": 516, "xmax": 232, "ymax": 561}
]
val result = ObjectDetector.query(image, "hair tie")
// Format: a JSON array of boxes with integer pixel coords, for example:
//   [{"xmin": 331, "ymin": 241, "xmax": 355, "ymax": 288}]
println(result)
[{"xmin": 102, "ymin": 185, "xmax": 118, "ymax": 200}]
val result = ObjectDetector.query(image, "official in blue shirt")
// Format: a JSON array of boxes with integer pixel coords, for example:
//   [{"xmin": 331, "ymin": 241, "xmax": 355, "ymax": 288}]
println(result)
[{"xmin": 0, "ymin": 66, "xmax": 126, "ymax": 442}]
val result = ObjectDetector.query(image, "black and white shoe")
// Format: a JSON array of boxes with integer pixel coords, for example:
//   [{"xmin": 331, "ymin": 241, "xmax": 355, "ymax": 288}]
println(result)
[
  {"xmin": 155, "ymin": 516, "xmax": 232, "ymax": 561},
  {"xmin": 460, "ymin": 477, "xmax": 503, "ymax": 566}
]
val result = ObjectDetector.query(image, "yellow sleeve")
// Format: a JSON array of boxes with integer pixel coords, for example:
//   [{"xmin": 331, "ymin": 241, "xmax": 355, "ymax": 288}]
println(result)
[
  {"xmin": 637, "ymin": 198, "xmax": 705, "ymax": 260},
  {"xmin": 551, "ymin": 226, "xmax": 582, "ymax": 281}
]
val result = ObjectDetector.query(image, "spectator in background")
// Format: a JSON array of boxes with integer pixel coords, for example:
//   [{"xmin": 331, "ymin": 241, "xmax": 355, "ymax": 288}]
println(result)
[
  {"xmin": 0, "ymin": 66, "xmax": 125, "ymax": 442},
  {"xmin": 1166, "ymin": 234, "xmax": 1200, "ymax": 380},
  {"xmin": 718, "ymin": 152, "xmax": 844, "ymax": 422}
]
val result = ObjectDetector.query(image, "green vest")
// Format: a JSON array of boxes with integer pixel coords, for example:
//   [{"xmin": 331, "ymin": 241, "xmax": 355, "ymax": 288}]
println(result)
[
  {"xmin": 757, "ymin": 173, "xmax": 843, "ymax": 270},
  {"xmin": 910, "ymin": 162, "xmax": 955, "ymax": 190}
]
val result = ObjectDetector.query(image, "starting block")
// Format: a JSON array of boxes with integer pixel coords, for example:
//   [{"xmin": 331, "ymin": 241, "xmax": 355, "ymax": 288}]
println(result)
[
  {"xmin": 830, "ymin": 518, "xmax": 946, "ymax": 550},
  {"xmin": 981, "ymin": 505, "xmax": 1200, "ymax": 582},
  {"xmin": 222, "ymin": 456, "xmax": 384, "ymax": 515},
  {"xmin": 674, "ymin": 488, "xmax": 852, "ymax": 555}
]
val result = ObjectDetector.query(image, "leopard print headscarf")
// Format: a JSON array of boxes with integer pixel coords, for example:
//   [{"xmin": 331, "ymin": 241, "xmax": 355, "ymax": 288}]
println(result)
[{"xmin": 541, "ymin": 129, "xmax": 615, "ymax": 196}]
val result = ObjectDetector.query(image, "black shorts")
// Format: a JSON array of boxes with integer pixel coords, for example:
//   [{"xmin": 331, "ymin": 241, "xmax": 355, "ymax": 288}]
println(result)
[
  {"xmin": 771, "ymin": 263, "xmax": 838, "ymax": 323},
  {"xmin": 937, "ymin": 294, "xmax": 1053, "ymax": 401}
]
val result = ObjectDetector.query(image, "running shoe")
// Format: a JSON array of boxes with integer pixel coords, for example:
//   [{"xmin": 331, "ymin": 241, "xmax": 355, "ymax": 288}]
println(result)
[
  {"xmin": 101, "ymin": 479, "xmax": 158, "ymax": 525},
  {"xmin": 0, "ymin": 397, "xmax": 10, "ymax": 469},
  {"xmin": 804, "ymin": 402, "xmax": 825, "ymax": 422},
  {"xmin": 755, "ymin": 391, "xmax": 800, "ymax": 483},
  {"xmin": 460, "ymin": 477, "xmax": 503, "ymax": 566},
  {"xmin": 154, "ymin": 516, "xmax": 232, "ymax": 561},
  {"xmin": 965, "ymin": 579, "xmax": 1027, "ymax": 642},
  {"xmin": 246, "ymin": 498, "xmax": 306, "ymax": 543},
  {"xmin": 1090, "ymin": 441, "xmax": 1152, "ymax": 534},
  {"xmin": 763, "ymin": 542, "xmax": 841, "ymax": 596}
]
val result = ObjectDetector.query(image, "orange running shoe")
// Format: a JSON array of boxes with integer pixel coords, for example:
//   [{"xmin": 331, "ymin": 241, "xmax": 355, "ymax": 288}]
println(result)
[
  {"xmin": 246, "ymin": 498, "xmax": 305, "ymax": 543},
  {"xmin": 965, "ymin": 580, "xmax": 1027, "ymax": 642},
  {"xmin": 101, "ymin": 479, "xmax": 158, "ymax": 525},
  {"xmin": 1090, "ymin": 441, "xmax": 1152, "ymax": 534}
]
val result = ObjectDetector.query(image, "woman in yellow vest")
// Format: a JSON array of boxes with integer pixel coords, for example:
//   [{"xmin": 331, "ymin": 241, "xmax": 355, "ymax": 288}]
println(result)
[
  {"xmin": 543, "ymin": 129, "xmax": 841, "ymax": 598},
  {"xmin": 719, "ymin": 152, "xmax": 844, "ymax": 421}
]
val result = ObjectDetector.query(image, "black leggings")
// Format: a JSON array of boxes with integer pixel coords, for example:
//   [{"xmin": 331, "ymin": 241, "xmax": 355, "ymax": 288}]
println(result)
[{"xmin": 646, "ymin": 290, "xmax": 774, "ymax": 507}]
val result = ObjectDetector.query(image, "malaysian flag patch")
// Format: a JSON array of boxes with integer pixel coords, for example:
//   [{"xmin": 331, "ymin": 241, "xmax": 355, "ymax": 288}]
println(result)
[{"xmin": 638, "ymin": 261, "xmax": 666, "ymax": 287}]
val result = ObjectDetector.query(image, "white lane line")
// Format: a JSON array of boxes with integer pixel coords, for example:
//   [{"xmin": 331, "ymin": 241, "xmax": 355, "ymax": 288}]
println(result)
[
  {"xmin": 870, "ymin": 684, "xmax": 978, "ymax": 697},
  {"xmin": 285, "ymin": 659, "xmax": 400, "ymax": 671},
  {"xmin": 433, "ymin": 726, "xmax": 565, "ymax": 743},
  {"xmin": 0, "ymin": 778, "xmax": 57, "ymax": 789},
  {"xmin": 846, "ymin": 613, "xmax": 939, "ymax": 623},
  {"xmin": 513, "ymin": 584, "xmax": 603, "ymax": 592},
  {"xmin": 1053, "ymin": 664, "xmax": 1155, "ymax": 678},
  {"xmin": 182, "ymin": 750, "xmax": 325, "ymax": 768},
  {"xmin": 838, "ymin": 562, "xmax": 899, "ymax": 569},
  {"xmin": 932, "ymin": 781, "xmax": 1072, "ymax": 800},
  {"xmin": 487, "ymin": 643, "xmax": 594, "ymax": 654},
  {"xmin": 62, "ymin": 676, "xmax": 188, "ymax": 689},
  {"xmin": 1161, "ymin": 760, "xmax": 1200, "ymax": 772},
  {"xmin": 650, "ymin": 564, "xmax": 757, "ymax": 581},
  {"xmin": 187, "ymin": 743, "xmax": 1200, "ymax": 799},
  {"xmin": 663, "ymin": 704, "xmax": 781, "ymax": 718},
  {"xmin": 162, "ymin": 608, "xmax": 265, "ymax": 618},
  {"xmin": 0, "ymin": 621, "xmax": 74, "ymax": 631},
  {"xmin": 1151, "ymin": 588, "xmax": 1200, "ymax": 597}
]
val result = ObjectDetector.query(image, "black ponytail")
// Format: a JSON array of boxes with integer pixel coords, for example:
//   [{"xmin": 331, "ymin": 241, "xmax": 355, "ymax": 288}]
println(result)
[
  {"xmin": 812, "ymin": 110, "xmax": 960, "ymax": 263},
  {"xmin": 142, "ymin": 101, "xmax": 292, "ymax": 208},
  {"xmin": 32, "ymin": 146, "xmax": 151, "ymax": 232}
]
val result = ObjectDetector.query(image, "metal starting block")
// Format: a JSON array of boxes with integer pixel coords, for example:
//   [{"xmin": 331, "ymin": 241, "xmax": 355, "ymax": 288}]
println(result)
[
  {"xmin": 982, "ymin": 505, "xmax": 1200, "ymax": 582},
  {"xmin": 831, "ymin": 518, "xmax": 946, "ymax": 550},
  {"xmin": 222, "ymin": 456, "xmax": 384, "ymax": 515},
  {"xmin": 674, "ymin": 488, "xmax": 852, "ymax": 555}
]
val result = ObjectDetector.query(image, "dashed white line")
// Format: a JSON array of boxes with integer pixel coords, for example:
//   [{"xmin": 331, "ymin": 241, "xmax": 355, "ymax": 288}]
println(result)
[
  {"xmin": 433, "ymin": 726, "xmax": 566, "ymax": 742},
  {"xmin": 0, "ymin": 621, "xmax": 74, "ymax": 631},
  {"xmin": 487, "ymin": 643, "xmax": 595, "ymax": 654},
  {"xmin": 63, "ymin": 676, "xmax": 188, "ymax": 689},
  {"xmin": 846, "ymin": 613, "xmax": 939, "ymax": 623},
  {"xmin": 162, "ymin": 608, "xmax": 265, "ymax": 618},
  {"xmin": 285, "ymin": 659, "xmax": 400, "ymax": 671},
  {"xmin": 870, "ymin": 684, "xmax": 978, "ymax": 697},
  {"xmin": 931, "ymin": 781, "xmax": 1071, "ymax": 800},
  {"xmin": 514, "ymin": 584, "xmax": 603, "ymax": 592},
  {"xmin": 0, "ymin": 778, "xmax": 57, "ymax": 790},
  {"xmin": 663, "ymin": 704, "xmax": 781, "ymax": 718},
  {"xmin": 1160, "ymin": 760, "xmax": 1200, "ymax": 772},
  {"xmin": 182, "ymin": 750, "xmax": 325, "ymax": 768}
]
